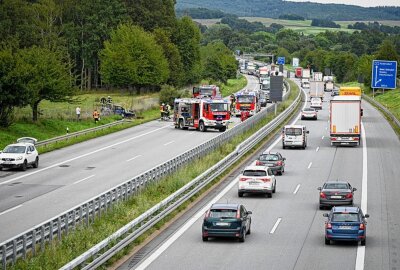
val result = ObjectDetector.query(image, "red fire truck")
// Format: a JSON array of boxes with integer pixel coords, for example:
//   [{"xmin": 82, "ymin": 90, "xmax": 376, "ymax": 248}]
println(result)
[
  {"xmin": 234, "ymin": 90, "xmax": 261, "ymax": 117},
  {"xmin": 173, "ymin": 98, "xmax": 230, "ymax": 132},
  {"xmin": 295, "ymin": 67, "xmax": 303, "ymax": 78},
  {"xmin": 192, "ymin": 85, "xmax": 221, "ymax": 99}
]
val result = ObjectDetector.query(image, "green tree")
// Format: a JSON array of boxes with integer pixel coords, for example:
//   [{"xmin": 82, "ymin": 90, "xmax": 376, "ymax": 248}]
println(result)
[
  {"xmin": 13, "ymin": 47, "xmax": 75, "ymax": 121},
  {"xmin": 202, "ymin": 24, "xmax": 233, "ymax": 46},
  {"xmin": 100, "ymin": 24, "xmax": 169, "ymax": 92},
  {"xmin": 375, "ymin": 39, "xmax": 399, "ymax": 62},
  {"xmin": 356, "ymin": 54, "xmax": 374, "ymax": 87}
]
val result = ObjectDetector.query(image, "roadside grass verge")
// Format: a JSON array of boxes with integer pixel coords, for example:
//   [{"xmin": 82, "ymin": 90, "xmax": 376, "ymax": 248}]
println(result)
[
  {"xmin": 219, "ymin": 76, "xmax": 247, "ymax": 97},
  {"xmin": 9, "ymin": 80, "xmax": 300, "ymax": 270}
]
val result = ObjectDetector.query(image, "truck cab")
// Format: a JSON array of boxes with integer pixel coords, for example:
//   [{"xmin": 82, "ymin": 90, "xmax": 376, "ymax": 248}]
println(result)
[
  {"xmin": 234, "ymin": 90, "xmax": 261, "ymax": 117},
  {"xmin": 282, "ymin": 125, "xmax": 309, "ymax": 149}
]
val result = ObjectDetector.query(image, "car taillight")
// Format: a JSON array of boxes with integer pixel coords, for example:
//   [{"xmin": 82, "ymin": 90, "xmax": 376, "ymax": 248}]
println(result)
[
  {"xmin": 345, "ymin": 193, "xmax": 353, "ymax": 199},
  {"xmin": 204, "ymin": 210, "xmax": 210, "ymax": 219},
  {"xmin": 236, "ymin": 210, "xmax": 240, "ymax": 219},
  {"xmin": 240, "ymin": 177, "xmax": 249, "ymax": 181},
  {"xmin": 326, "ymin": 223, "xmax": 332, "ymax": 229},
  {"xmin": 256, "ymin": 161, "xmax": 262, "ymax": 165},
  {"xmin": 276, "ymin": 161, "xmax": 282, "ymax": 166},
  {"xmin": 331, "ymin": 137, "xmax": 337, "ymax": 141},
  {"xmin": 320, "ymin": 192, "xmax": 326, "ymax": 198},
  {"xmin": 359, "ymin": 223, "xmax": 365, "ymax": 230},
  {"xmin": 353, "ymin": 137, "xmax": 360, "ymax": 141},
  {"xmin": 261, "ymin": 177, "xmax": 271, "ymax": 182}
]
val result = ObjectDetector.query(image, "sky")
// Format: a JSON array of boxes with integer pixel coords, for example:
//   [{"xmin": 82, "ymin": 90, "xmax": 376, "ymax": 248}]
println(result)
[{"xmin": 287, "ymin": 0, "xmax": 400, "ymax": 7}]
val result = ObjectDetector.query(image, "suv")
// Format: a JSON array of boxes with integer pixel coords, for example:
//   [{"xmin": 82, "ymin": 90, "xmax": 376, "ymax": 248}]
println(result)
[
  {"xmin": 0, "ymin": 137, "xmax": 39, "ymax": 171},
  {"xmin": 256, "ymin": 152, "xmax": 285, "ymax": 175},
  {"xmin": 323, "ymin": 206, "xmax": 369, "ymax": 246},
  {"xmin": 238, "ymin": 165, "xmax": 276, "ymax": 198},
  {"xmin": 282, "ymin": 125, "xmax": 309, "ymax": 149}
]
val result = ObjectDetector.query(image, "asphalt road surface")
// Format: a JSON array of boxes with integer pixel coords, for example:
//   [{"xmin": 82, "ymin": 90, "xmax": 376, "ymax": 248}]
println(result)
[{"xmin": 125, "ymin": 79, "xmax": 400, "ymax": 270}]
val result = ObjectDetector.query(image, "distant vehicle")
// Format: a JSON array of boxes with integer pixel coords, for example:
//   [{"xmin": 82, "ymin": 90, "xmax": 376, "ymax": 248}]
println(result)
[
  {"xmin": 192, "ymin": 85, "xmax": 221, "ymax": 99},
  {"xmin": 0, "ymin": 137, "xmax": 39, "ymax": 171},
  {"xmin": 310, "ymin": 97, "xmax": 323, "ymax": 110},
  {"xmin": 318, "ymin": 181, "xmax": 357, "ymax": 209},
  {"xmin": 301, "ymin": 107, "xmax": 318, "ymax": 120},
  {"xmin": 302, "ymin": 68, "xmax": 311, "ymax": 79},
  {"xmin": 313, "ymin": 72, "xmax": 323, "ymax": 81},
  {"xmin": 339, "ymin": 87, "xmax": 361, "ymax": 96},
  {"xmin": 202, "ymin": 203, "xmax": 252, "ymax": 242},
  {"xmin": 295, "ymin": 67, "xmax": 303, "ymax": 78},
  {"xmin": 255, "ymin": 152, "xmax": 286, "ymax": 175},
  {"xmin": 309, "ymin": 81, "xmax": 325, "ymax": 100},
  {"xmin": 234, "ymin": 90, "xmax": 261, "ymax": 117},
  {"xmin": 282, "ymin": 125, "xmax": 309, "ymax": 149},
  {"xmin": 301, "ymin": 79, "xmax": 310, "ymax": 89},
  {"xmin": 330, "ymin": 96, "xmax": 361, "ymax": 146},
  {"xmin": 112, "ymin": 105, "xmax": 135, "ymax": 118},
  {"xmin": 323, "ymin": 206, "xmax": 369, "ymax": 246},
  {"xmin": 331, "ymin": 88, "xmax": 339, "ymax": 97},
  {"xmin": 259, "ymin": 91, "xmax": 268, "ymax": 107},
  {"xmin": 238, "ymin": 165, "xmax": 276, "ymax": 198},
  {"xmin": 324, "ymin": 81, "xmax": 334, "ymax": 92}
]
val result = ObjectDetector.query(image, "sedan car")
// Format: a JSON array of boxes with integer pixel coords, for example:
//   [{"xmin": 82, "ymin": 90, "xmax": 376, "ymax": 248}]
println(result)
[
  {"xmin": 202, "ymin": 203, "xmax": 252, "ymax": 242},
  {"xmin": 323, "ymin": 206, "xmax": 369, "ymax": 246},
  {"xmin": 238, "ymin": 165, "xmax": 276, "ymax": 197},
  {"xmin": 310, "ymin": 97, "xmax": 322, "ymax": 110},
  {"xmin": 318, "ymin": 181, "xmax": 356, "ymax": 209},
  {"xmin": 0, "ymin": 137, "xmax": 39, "ymax": 171},
  {"xmin": 301, "ymin": 107, "xmax": 318, "ymax": 120},
  {"xmin": 255, "ymin": 152, "xmax": 285, "ymax": 175}
]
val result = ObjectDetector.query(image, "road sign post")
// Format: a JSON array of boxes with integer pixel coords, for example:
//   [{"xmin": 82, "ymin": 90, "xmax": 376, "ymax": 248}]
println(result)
[{"xmin": 371, "ymin": 60, "xmax": 397, "ymax": 98}]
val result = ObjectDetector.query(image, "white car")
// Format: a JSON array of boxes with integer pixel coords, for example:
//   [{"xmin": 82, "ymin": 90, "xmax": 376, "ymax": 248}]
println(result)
[
  {"xmin": 301, "ymin": 107, "xmax": 318, "ymax": 120},
  {"xmin": 310, "ymin": 97, "xmax": 322, "ymax": 110},
  {"xmin": 301, "ymin": 81, "xmax": 310, "ymax": 89},
  {"xmin": 0, "ymin": 137, "xmax": 39, "ymax": 171},
  {"xmin": 238, "ymin": 165, "xmax": 276, "ymax": 198}
]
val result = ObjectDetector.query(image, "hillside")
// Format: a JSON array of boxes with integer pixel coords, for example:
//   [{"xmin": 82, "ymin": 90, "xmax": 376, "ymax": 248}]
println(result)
[{"xmin": 175, "ymin": 0, "xmax": 400, "ymax": 21}]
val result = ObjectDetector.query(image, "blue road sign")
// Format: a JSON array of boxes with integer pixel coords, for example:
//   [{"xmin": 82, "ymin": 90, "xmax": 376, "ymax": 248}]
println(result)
[
  {"xmin": 371, "ymin": 60, "xmax": 397, "ymax": 89},
  {"xmin": 277, "ymin": 57, "xmax": 285, "ymax": 65}
]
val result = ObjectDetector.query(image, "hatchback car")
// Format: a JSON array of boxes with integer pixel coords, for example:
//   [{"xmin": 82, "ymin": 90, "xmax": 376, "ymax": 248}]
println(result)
[
  {"xmin": 301, "ymin": 107, "xmax": 318, "ymax": 120},
  {"xmin": 323, "ymin": 206, "xmax": 369, "ymax": 246},
  {"xmin": 310, "ymin": 97, "xmax": 322, "ymax": 110},
  {"xmin": 202, "ymin": 203, "xmax": 252, "ymax": 242},
  {"xmin": 255, "ymin": 152, "xmax": 285, "ymax": 175},
  {"xmin": 0, "ymin": 137, "xmax": 39, "ymax": 171},
  {"xmin": 238, "ymin": 166, "xmax": 276, "ymax": 198},
  {"xmin": 318, "ymin": 181, "xmax": 356, "ymax": 209}
]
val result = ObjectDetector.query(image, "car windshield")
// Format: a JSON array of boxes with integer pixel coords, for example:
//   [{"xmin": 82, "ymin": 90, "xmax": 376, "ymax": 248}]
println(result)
[
  {"xmin": 311, "ymin": 98, "xmax": 321, "ymax": 103},
  {"xmin": 243, "ymin": 170, "xmax": 267, "ymax": 176},
  {"xmin": 209, "ymin": 209, "xmax": 237, "ymax": 218},
  {"xmin": 200, "ymin": 88, "xmax": 213, "ymax": 96},
  {"xmin": 331, "ymin": 213, "xmax": 360, "ymax": 222},
  {"xmin": 324, "ymin": 183, "xmax": 349, "ymax": 189},
  {"xmin": 237, "ymin": 96, "xmax": 254, "ymax": 103},
  {"xmin": 303, "ymin": 108, "xmax": 315, "ymax": 112},
  {"xmin": 210, "ymin": 103, "xmax": 228, "ymax": 112},
  {"xmin": 3, "ymin": 146, "xmax": 26, "ymax": 154},
  {"xmin": 285, "ymin": 128, "xmax": 302, "ymax": 136},
  {"xmin": 259, "ymin": 154, "xmax": 278, "ymax": 161}
]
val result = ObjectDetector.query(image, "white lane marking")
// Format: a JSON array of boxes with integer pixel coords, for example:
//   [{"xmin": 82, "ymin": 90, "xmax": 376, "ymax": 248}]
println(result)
[
  {"xmin": 355, "ymin": 122, "xmax": 367, "ymax": 270},
  {"xmin": 73, "ymin": 174, "xmax": 95, "ymax": 185},
  {"xmin": 126, "ymin": 155, "xmax": 142, "ymax": 162},
  {"xmin": 307, "ymin": 162, "xmax": 312, "ymax": 169},
  {"xmin": 322, "ymin": 136, "xmax": 325, "ymax": 139},
  {"xmin": 316, "ymin": 147, "xmax": 320, "ymax": 152},
  {"xmin": 0, "ymin": 204, "xmax": 23, "ymax": 216},
  {"xmin": 0, "ymin": 125, "xmax": 170, "ymax": 186},
  {"xmin": 188, "ymin": 132, "xmax": 195, "ymax": 135},
  {"xmin": 164, "ymin": 141, "xmax": 175, "ymax": 146},
  {"xmin": 269, "ymin": 218, "xmax": 282, "ymax": 234},
  {"xmin": 136, "ymin": 114, "xmax": 285, "ymax": 269},
  {"xmin": 293, "ymin": 184, "xmax": 301, "ymax": 194}
]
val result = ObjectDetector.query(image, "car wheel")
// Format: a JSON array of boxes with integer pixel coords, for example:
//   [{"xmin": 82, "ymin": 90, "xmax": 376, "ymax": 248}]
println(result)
[
  {"xmin": 219, "ymin": 126, "xmax": 226, "ymax": 132},
  {"xmin": 282, "ymin": 144, "xmax": 286, "ymax": 149},
  {"xmin": 361, "ymin": 239, "xmax": 366, "ymax": 246},
  {"xmin": 247, "ymin": 222, "xmax": 251, "ymax": 235},
  {"xmin": 267, "ymin": 192, "xmax": 272, "ymax": 198},
  {"xmin": 199, "ymin": 121, "xmax": 207, "ymax": 132},
  {"xmin": 319, "ymin": 205, "xmax": 324, "ymax": 210},
  {"xmin": 21, "ymin": 160, "xmax": 27, "ymax": 171},
  {"xmin": 202, "ymin": 236, "xmax": 208, "ymax": 242},
  {"xmin": 179, "ymin": 119, "xmax": 185, "ymax": 130},
  {"xmin": 273, "ymin": 183, "xmax": 276, "ymax": 193},
  {"xmin": 33, "ymin": 157, "xmax": 39, "ymax": 168},
  {"xmin": 239, "ymin": 230, "xmax": 246, "ymax": 242},
  {"xmin": 325, "ymin": 238, "xmax": 331, "ymax": 245},
  {"xmin": 238, "ymin": 192, "xmax": 244, "ymax": 198},
  {"xmin": 0, "ymin": 167, "xmax": 2, "ymax": 171}
]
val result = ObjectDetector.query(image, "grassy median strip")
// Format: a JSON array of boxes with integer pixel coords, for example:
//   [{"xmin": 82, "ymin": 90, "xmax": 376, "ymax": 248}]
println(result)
[{"xmin": 10, "ymin": 78, "xmax": 297, "ymax": 270}]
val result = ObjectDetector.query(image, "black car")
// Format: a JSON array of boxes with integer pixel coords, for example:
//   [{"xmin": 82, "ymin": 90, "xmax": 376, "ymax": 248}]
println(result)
[
  {"xmin": 256, "ymin": 152, "xmax": 285, "ymax": 175},
  {"xmin": 318, "ymin": 181, "xmax": 356, "ymax": 209},
  {"xmin": 202, "ymin": 203, "xmax": 252, "ymax": 242}
]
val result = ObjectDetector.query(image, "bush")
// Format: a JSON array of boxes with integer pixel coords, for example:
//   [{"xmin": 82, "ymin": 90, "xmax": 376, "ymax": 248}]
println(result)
[{"xmin": 159, "ymin": 85, "xmax": 181, "ymax": 107}]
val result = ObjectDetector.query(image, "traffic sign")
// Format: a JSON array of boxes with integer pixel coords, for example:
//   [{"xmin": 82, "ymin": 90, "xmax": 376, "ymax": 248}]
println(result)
[
  {"xmin": 292, "ymin": 58, "xmax": 299, "ymax": 67},
  {"xmin": 277, "ymin": 57, "xmax": 285, "ymax": 65},
  {"xmin": 371, "ymin": 60, "xmax": 397, "ymax": 89}
]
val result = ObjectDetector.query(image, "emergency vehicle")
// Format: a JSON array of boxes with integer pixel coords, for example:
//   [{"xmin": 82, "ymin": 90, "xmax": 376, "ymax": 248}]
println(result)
[
  {"xmin": 173, "ymin": 98, "xmax": 230, "ymax": 132},
  {"xmin": 192, "ymin": 85, "xmax": 221, "ymax": 99},
  {"xmin": 234, "ymin": 90, "xmax": 261, "ymax": 117}
]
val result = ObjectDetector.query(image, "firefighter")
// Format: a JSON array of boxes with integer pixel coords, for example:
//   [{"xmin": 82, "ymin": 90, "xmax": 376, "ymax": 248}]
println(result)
[
  {"xmin": 165, "ymin": 103, "xmax": 171, "ymax": 119},
  {"xmin": 160, "ymin": 103, "xmax": 166, "ymax": 120},
  {"xmin": 229, "ymin": 94, "xmax": 236, "ymax": 113},
  {"xmin": 240, "ymin": 109, "xmax": 250, "ymax": 122},
  {"xmin": 93, "ymin": 109, "xmax": 100, "ymax": 123}
]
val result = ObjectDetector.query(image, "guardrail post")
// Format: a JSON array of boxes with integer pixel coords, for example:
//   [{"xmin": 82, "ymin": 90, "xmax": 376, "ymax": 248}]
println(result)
[
  {"xmin": 40, "ymin": 226, "xmax": 45, "ymax": 251},
  {"xmin": 32, "ymin": 231, "xmax": 36, "ymax": 256},
  {"xmin": 22, "ymin": 235, "xmax": 27, "ymax": 259},
  {"xmin": 72, "ymin": 210, "xmax": 76, "ymax": 229},
  {"xmin": 12, "ymin": 240, "xmax": 16, "ymax": 265},
  {"xmin": 57, "ymin": 217, "xmax": 62, "ymax": 240},
  {"xmin": 49, "ymin": 222, "xmax": 53, "ymax": 242},
  {"xmin": 65, "ymin": 214, "xmax": 69, "ymax": 235},
  {"xmin": 2, "ymin": 245, "xmax": 6, "ymax": 270},
  {"xmin": 85, "ymin": 203, "xmax": 89, "ymax": 226}
]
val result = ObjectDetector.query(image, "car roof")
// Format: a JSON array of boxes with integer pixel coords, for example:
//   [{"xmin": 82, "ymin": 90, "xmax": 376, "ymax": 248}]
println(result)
[
  {"xmin": 284, "ymin": 125, "xmax": 305, "ymax": 129},
  {"xmin": 5, "ymin": 143, "xmax": 31, "ymax": 147},
  {"xmin": 211, "ymin": 203, "xmax": 239, "ymax": 210},
  {"xmin": 244, "ymin": 165, "xmax": 267, "ymax": 171},
  {"xmin": 332, "ymin": 206, "xmax": 360, "ymax": 213},
  {"xmin": 260, "ymin": 152, "xmax": 279, "ymax": 156},
  {"xmin": 324, "ymin": 181, "xmax": 349, "ymax": 185}
]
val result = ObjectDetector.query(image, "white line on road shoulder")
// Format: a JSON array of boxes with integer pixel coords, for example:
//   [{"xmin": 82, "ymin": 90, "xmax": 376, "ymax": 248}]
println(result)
[
  {"xmin": 126, "ymin": 155, "xmax": 142, "ymax": 162},
  {"xmin": 164, "ymin": 141, "xmax": 175, "ymax": 146},
  {"xmin": 269, "ymin": 218, "xmax": 282, "ymax": 234},
  {"xmin": 293, "ymin": 184, "xmax": 301, "ymax": 194},
  {"xmin": 0, "ymin": 204, "xmax": 23, "ymax": 216},
  {"xmin": 316, "ymin": 147, "xmax": 320, "ymax": 152},
  {"xmin": 307, "ymin": 162, "xmax": 312, "ymax": 169},
  {"xmin": 73, "ymin": 174, "xmax": 95, "ymax": 185},
  {"xmin": 355, "ymin": 122, "xmax": 368, "ymax": 270}
]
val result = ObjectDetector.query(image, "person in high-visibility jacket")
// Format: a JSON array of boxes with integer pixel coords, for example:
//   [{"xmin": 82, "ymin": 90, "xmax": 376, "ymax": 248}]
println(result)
[{"xmin": 93, "ymin": 109, "xmax": 100, "ymax": 123}]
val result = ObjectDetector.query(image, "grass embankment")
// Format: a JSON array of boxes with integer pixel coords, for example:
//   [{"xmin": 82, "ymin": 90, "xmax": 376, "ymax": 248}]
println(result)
[
  {"xmin": 10, "ymin": 79, "xmax": 300, "ymax": 270},
  {"xmin": 0, "ymin": 77, "xmax": 246, "ymax": 151}
]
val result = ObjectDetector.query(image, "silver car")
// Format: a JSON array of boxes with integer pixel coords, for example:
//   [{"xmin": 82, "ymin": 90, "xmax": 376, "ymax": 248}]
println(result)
[{"xmin": 318, "ymin": 181, "xmax": 356, "ymax": 210}]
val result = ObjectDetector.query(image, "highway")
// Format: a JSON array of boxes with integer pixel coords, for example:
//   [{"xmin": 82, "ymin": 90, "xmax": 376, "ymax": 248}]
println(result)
[
  {"xmin": 0, "ymin": 75, "xmax": 261, "ymax": 243},
  {"xmin": 120, "ymin": 78, "xmax": 400, "ymax": 270}
]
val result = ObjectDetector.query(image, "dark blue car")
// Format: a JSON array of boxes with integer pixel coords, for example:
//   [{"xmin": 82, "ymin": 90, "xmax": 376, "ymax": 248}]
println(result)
[{"xmin": 323, "ymin": 206, "xmax": 369, "ymax": 246}]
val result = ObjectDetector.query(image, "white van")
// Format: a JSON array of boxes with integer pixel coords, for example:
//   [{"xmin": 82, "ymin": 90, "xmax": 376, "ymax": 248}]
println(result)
[{"xmin": 282, "ymin": 125, "xmax": 309, "ymax": 149}]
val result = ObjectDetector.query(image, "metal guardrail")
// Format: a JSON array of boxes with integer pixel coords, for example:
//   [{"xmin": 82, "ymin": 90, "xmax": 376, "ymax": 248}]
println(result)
[
  {"xmin": 0, "ymin": 80, "xmax": 297, "ymax": 270},
  {"xmin": 36, "ymin": 120, "xmax": 128, "ymax": 148},
  {"xmin": 362, "ymin": 94, "xmax": 400, "ymax": 129}
]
